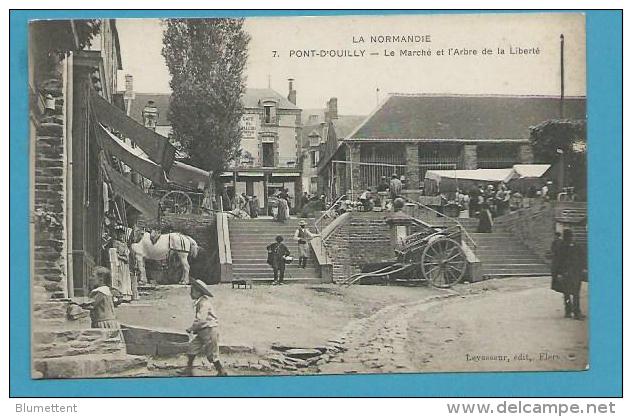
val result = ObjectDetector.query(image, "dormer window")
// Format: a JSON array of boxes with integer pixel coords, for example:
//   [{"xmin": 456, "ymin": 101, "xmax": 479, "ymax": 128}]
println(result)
[
  {"xmin": 262, "ymin": 99, "xmax": 277, "ymax": 124},
  {"xmin": 264, "ymin": 105, "xmax": 272, "ymax": 123},
  {"xmin": 308, "ymin": 131, "xmax": 321, "ymax": 147}
]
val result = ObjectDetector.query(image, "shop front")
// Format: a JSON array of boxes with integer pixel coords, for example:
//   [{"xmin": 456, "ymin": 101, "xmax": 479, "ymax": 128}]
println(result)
[{"xmin": 220, "ymin": 169, "xmax": 302, "ymax": 215}]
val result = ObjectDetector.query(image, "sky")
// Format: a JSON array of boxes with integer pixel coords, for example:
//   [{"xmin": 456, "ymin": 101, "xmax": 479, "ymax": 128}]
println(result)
[{"xmin": 116, "ymin": 13, "xmax": 586, "ymax": 115}]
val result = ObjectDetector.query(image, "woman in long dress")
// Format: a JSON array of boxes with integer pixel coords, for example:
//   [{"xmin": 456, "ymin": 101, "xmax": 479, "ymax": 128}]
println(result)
[
  {"xmin": 477, "ymin": 202, "xmax": 493, "ymax": 233},
  {"xmin": 277, "ymin": 196, "xmax": 289, "ymax": 222}
]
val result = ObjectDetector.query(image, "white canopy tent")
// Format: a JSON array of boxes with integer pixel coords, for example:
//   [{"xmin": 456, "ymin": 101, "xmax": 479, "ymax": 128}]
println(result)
[{"xmin": 424, "ymin": 164, "xmax": 551, "ymax": 194}]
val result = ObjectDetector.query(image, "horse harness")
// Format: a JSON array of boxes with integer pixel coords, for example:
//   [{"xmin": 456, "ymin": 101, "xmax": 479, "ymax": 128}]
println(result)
[{"xmin": 169, "ymin": 233, "xmax": 191, "ymax": 254}]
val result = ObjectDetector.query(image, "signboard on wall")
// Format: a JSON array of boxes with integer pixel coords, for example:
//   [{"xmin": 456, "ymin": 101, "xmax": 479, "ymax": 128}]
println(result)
[{"xmin": 240, "ymin": 114, "xmax": 257, "ymax": 139}]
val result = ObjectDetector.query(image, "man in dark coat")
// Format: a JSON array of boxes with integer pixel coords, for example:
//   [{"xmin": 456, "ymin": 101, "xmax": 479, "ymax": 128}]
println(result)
[
  {"xmin": 550, "ymin": 232, "xmax": 564, "ymax": 277},
  {"xmin": 559, "ymin": 229, "xmax": 587, "ymax": 320},
  {"xmin": 266, "ymin": 235, "xmax": 291, "ymax": 285},
  {"xmin": 550, "ymin": 232, "xmax": 565, "ymax": 293}
]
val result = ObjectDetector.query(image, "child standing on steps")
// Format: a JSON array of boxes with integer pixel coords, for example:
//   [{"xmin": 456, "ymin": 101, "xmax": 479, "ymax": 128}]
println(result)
[{"xmin": 179, "ymin": 279, "xmax": 227, "ymax": 376}]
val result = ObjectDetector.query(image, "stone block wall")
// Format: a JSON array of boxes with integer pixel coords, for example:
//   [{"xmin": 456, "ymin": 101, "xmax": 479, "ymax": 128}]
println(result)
[
  {"xmin": 347, "ymin": 143, "xmax": 362, "ymax": 199},
  {"xmin": 462, "ymin": 144, "xmax": 477, "ymax": 170},
  {"xmin": 33, "ymin": 328, "xmax": 126, "ymax": 359},
  {"xmin": 33, "ymin": 74, "xmax": 68, "ymax": 301},
  {"xmin": 518, "ymin": 144, "xmax": 535, "ymax": 164},
  {"xmin": 138, "ymin": 213, "xmax": 220, "ymax": 283},
  {"xmin": 324, "ymin": 212, "xmax": 394, "ymax": 282},
  {"xmin": 494, "ymin": 203, "xmax": 555, "ymax": 263},
  {"xmin": 405, "ymin": 144, "xmax": 421, "ymax": 190}
]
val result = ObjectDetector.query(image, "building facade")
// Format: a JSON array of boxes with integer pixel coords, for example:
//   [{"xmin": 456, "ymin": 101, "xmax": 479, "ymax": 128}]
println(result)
[
  {"xmin": 30, "ymin": 19, "xmax": 124, "ymax": 302},
  {"xmin": 127, "ymin": 80, "xmax": 303, "ymax": 213},
  {"xmin": 317, "ymin": 93, "xmax": 587, "ymax": 200},
  {"xmin": 300, "ymin": 98, "xmax": 365, "ymax": 197}
]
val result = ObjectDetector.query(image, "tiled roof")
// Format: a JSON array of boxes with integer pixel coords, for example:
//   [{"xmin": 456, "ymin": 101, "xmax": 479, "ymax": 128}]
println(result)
[
  {"xmin": 241, "ymin": 88, "xmax": 299, "ymax": 110},
  {"xmin": 128, "ymin": 88, "xmax": 298, "ymax": 126},
  {"xmin": 349, "ymin": 94, "xmax": 586, "ymax": 141},
  {"xmin": 331, "ymin": 116, "xmax": 366, "ymax": 139},
  {"xmin": 299, "ymin": 115, "xmax": 365, "ymax": 148}
]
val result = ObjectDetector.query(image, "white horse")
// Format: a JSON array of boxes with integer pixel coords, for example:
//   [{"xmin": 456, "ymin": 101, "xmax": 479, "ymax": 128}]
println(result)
[{"xmin": 131, "ymin": 230, "xmax": 199, "ymax": 285}]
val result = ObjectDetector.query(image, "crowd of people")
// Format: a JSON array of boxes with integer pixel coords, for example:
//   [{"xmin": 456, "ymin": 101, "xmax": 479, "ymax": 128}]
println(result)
[{"xmin": 456, "ymin": 181, "xmax": 556, "ymax": 221}]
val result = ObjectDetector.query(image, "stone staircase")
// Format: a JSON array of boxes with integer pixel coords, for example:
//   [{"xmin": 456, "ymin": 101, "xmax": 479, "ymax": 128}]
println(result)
[
  {"xmin": 415, "ymin": 215, "xmax": 550, "ymax": 278},
  {"xmin": 31, "ymin": 302, "xmax": 148, "ymax": 379},
  {"xmin": 471, "ymin": 232, "xmax": 550, "ymax": 278},
  {"xmin": 228, "ymin": 218, "xmax": 321, "ymax": 283}
]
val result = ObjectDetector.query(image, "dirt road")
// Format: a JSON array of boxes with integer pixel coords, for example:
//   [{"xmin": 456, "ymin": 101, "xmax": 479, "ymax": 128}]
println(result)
[
  {"xmin": 117, "ymin": 277, "xmax": 588, "ymax": 376},
  {"xmin": 320, "ymin": 278, "xmax": 588, "ymax": 374}
]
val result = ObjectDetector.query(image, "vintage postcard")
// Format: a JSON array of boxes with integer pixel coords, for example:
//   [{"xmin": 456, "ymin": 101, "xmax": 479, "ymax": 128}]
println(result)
[{"xmin": 29, "ymin": 12, "xmax": 587, "ymax": 379}]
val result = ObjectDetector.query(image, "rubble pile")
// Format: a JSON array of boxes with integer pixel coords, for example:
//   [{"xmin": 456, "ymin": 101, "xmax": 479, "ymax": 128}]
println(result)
[{"xmin": 264, "ymin": 339, "xmax": 347, "ymax": 371}]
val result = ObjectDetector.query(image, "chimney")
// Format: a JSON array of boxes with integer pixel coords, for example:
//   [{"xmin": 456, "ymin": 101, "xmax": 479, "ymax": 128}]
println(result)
[
  {"xmin": 308, "ymin": 114, "xmax": 319, "ymax": 125},
  {"xmin": 142, "ymin": 100, "xmax": 159, "ymax": 131},
  {"xmin": 287, "ymin": 78, "xmax": 296, "ymax": 105},
  {"xmin": 326, "ymin": 97, "xmax": 338, "ymax": 121}
]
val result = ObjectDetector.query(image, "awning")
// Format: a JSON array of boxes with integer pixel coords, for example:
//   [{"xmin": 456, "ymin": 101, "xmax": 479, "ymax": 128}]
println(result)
[
  {"xmin": 511, "ymin": 164, "xmax": 551, "ymax": 179},
  {"xmin": 90, "ymin": 90, "xmax": 176, "ymax": 170},
  {"xmin": 271, "ymin": 172, "xmax": 301, "ymax": 177},
  {"xmin": 95, "ymin": 123, "xmax": 168, "ymax": 186},
  {"xmin": 238, "ymin": 172, "xmax": 265, "ymax": 177},
  {"xmin": 425, "ymin": 168, "xmax": 514, "ymax": 183},
  {"xmin": 167, "ymin": 161, "xmax": 210, "ymax": 191},
  {"xmin": 100, "ymin": 153, "xmax": 160, "ymax": 219}
]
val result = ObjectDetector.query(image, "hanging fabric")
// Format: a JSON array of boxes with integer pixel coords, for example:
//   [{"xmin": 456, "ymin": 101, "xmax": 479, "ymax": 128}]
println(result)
[
  {"xmin": 90, "ymin": 89, "xmax": 177, "ymax": 171},
  {"xmin": 94, "ymin": 122, "xmax": 169, "ymax": 186},
  {"xmin": 100, "ymin": 152, "xmax": 160, "ymax": 219},
  {"xmin": 103, "ymin": 182, "xmax": 110, "ymax": 213}
]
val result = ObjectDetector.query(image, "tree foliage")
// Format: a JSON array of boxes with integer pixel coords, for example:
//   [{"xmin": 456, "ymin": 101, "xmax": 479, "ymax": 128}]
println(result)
[
  {"xmin": 162, "ymin": 18, "xmax": 250, "ymax": 174},
  {"xmin": 530, "ymin": 119, "xmax": 587, "ymax": 195}
]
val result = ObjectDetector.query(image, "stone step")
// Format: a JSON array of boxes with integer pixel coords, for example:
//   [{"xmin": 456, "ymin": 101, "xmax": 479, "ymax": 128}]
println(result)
[
  {"xmin": 480, "ymin": 268, "xmax": 550, "ymax": 275},
  {"xmin": 232, "ymin": 271, "xmax": 320, "ymax": 279},
  {"xmin": 233, "ymin": 267, "xmax": 319, "ymax": 275},
  {"xmin": 480, "ymin": 264, "xmax": 550, "ymax": 270},
  {"xmin": 479, "ymin": 262, "xmax": 546, "ymax": 267},
  {"xmin": 482, "ymin": 272, "xmax": 550, "ymax": 278},
  {"xmin": 32, "ymin": 328, "xmax": 126, "ymax": 359},
  {"xmin": 475, "ymin": 251, "xmax": 537, "ymax": 256},
  {"xmin": 232, "ymin": 261, "xmax": 317, "ymax": 268},
  {"xmin": 230, "ymin": 238, "xmax": 314, "ymax": 244},
  {"xmin": 33, "ymin": 354, "xmax": 148, "ymax": 379},
  {"xmin": 230, "ymin": 276, "xmax": 322, "ymax": 283},
  {"xmin": 476, "ymin": 251, "xmax": 542, "ymax": 263}
]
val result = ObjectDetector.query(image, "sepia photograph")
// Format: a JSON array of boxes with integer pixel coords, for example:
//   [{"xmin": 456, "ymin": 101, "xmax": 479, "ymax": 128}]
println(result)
[{"xmin": 28, "ymin": 13, "xmax": 589, "ymax": 380}]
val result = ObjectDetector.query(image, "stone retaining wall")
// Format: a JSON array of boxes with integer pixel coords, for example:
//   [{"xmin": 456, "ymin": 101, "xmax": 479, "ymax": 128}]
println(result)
[
  {"xmin": 33, "ymin": 328, "xmax": 126, "ymax": 359},
  {"xmin": 494, "ymin": 203, "xmax": 555, "ymax": 263},
  {"xmin": 324, "ymin": 212, "xmax": 394, "ymax": 282},
  {"xmin": 33, "ymin": 74, "xmax": 67, "ymax": 301}
]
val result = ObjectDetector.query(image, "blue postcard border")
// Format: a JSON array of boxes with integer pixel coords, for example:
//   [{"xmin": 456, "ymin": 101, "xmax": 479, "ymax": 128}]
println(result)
[{"xmin": 9, "ymin": 9, "xmax": 622, "ymax": 397}]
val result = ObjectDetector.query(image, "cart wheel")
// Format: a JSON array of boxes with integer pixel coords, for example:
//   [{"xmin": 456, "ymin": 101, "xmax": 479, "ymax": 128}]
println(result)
[
  {"xmin": 420, "ymin": 237, "xmax": 467, "ymax": 288},
  {"xmin": 160, "ymin": 191, "xmax": 193, "ymax": 214}
]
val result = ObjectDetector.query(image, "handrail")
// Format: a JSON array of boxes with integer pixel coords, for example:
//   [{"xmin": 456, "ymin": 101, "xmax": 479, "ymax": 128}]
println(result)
[
  {"xmin": 402, "ymin": 197, "xmax": 477, "ymax": 250},
  {"xmin": 314, "ymin": 194, "xmax": 348, "ymax": 235}
]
